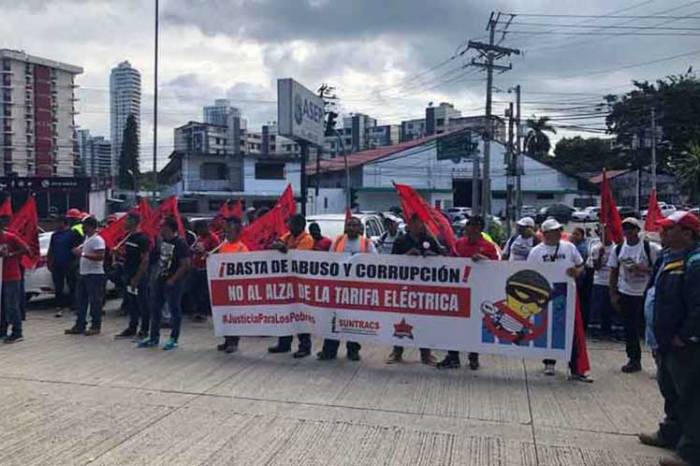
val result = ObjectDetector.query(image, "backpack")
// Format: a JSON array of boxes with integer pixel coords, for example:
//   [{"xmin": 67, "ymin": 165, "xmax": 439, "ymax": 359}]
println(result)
[{"xmin": 615, "ymin": 239, "xmax": 653, "ymax": 268}]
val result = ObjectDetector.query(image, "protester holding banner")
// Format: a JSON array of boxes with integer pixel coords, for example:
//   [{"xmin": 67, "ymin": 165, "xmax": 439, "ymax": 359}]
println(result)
[
  {"xmin": 0, "ymin": 203, "xmax": 30, "ymax": 344},
  {"xmin": 527, "ymin": 218, "xmax": 591, "ymax": 381},
  {"xmin": 608, "ymin": 217, "xmax": 660, "ymax": 374},
  {"xmin": 438, "ymin": 215, "xmax": 498, "ymax": 370},
  {"xmin": 114, "ymin": 211, "xmax": 152, "ymax": 339},
  {"xmin": 65, "ymin": 216, "xmax": 106, "ymax": 336},
  {"xmin": 502, "ymin": 217, "xmax": 539, "ymax": 261},
  {"xmin": 268, "ymin": 214, "xmax": 315, "ymax": 358},
  {"xmin": 190, "ymin": 220, "xmax": 220, "ymax": 323},
  {"xmin": 138, "ymin": 217, "xmax": 192, "ymax": 351},
  {"xmin": 216, "ymin": 216, "xmax": 249, "ymax": 354},
  {"xmin": 639, "ymin": 211, "xmax": 700, "ymax": 466},
  {"xmin": 309, "ymin": 222, "xmax": 332, "ymax": 252},
  {"xmin": 385, "ymin": 214, "xmax": 440, "ymax": 366},
  {"xmin": 318, "ymin": 216, "xmax": 377, "ymax": 361}
]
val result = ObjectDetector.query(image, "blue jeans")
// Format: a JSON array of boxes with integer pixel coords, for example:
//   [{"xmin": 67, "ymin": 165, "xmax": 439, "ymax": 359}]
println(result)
[
  {"xmin": 0, "ymin": 281, "xmax": 23, "ymax": 337},
  {"xmin": 76, "ymin": 274, "xmax": 105, "ymax": 331},
  {"xmin": 125, "ymin": 275, "xmax": 150, "ymax": 333},
  {"xmin": 149, "ymin": 279, "xmax": 185, "ymax": 342}
]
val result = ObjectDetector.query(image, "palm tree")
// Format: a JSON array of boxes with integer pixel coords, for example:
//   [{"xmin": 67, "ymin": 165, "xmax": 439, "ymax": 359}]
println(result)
[
  {"xmin": 524, "ymin": 116, "xmax": 557, "ymax": 159},
  {"xmin": 678, "ymin": 141, "xmax": 700, "ymax": 202}
]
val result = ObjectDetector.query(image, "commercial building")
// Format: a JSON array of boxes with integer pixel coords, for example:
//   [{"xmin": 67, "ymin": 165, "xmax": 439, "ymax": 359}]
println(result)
[
  {"xmin": 0, "ymin": 49, "xmax": 82, "ymax": 177},
  {"xmin": 110, "ymin": 61, "xmax": 141, "ymax": 178},
  {"xmin": 589, "ymin": 168, "xmax": 680, "ymax": 210},
  {"xmin": 203, "ymin": 98, "xmax": 241, "ymax": 126}
]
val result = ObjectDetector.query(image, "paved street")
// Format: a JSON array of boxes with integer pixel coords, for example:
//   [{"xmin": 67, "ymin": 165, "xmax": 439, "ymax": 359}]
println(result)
[{"xmin": 0, "ymin": 298, "xmax": 668, "ymax": 466}]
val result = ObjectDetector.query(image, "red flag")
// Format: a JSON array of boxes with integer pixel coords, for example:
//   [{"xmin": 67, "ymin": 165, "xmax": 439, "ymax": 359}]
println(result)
[
  {"xmin": 394, "ymin": 183, "xmax": 457, "ymax": 254},
  {"xmin": 99, "ymin": 213, "xmax": 130, "ymax": 249},
  {"xmin": 0, "ymin": 198, "xmax": 11, "ymax": 217},
  {"xmin": 599, "ymin": 169, "xmax": 623, "ymax": 244},
  {"xmin": 230, "ymin": 199, "xmax": 243, "ymax": 219},
  {"xmin": 140, "ymin": 196, "xmax": 186, "ymax": 241},
  {"xmin": 644, "ymin": 188, "xmax": 663, "ymax": 232},
  {"xmin": 240, "ymin": 185, "xmax": 296, "ymax": 251},
  {"xmin": 8, "ymin": 197, "xmax": 39, "ymax": 269},
  {"xmin": 572, "ymin": 292, "xmax": 591, "ymax": 375},
  {"xmin": 211, "ymin": 199, "xmax": 244, "ymax": 236}
]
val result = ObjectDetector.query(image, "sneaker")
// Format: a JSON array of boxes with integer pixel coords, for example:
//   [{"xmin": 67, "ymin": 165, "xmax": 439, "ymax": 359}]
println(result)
[
  {"xmin": 4, "ymin": 334, "xmax": 23, "ymax": 344},
  {"xmin": 659, "ymin": 453, "xmax": 691, "ymax": 466},
  {"xmin": 569, "ymin": 373, "xmax": 594, "ymax": 383},
  {"xmin": 115, "ymin": 328, "xmax": 137, "ymax": 339},
  {"xmin": 543, "ymin": 362, "xmax": 556, "ymax": 376},
  {"xmin": 622, "ymin": 360, "xmax": 642, "ymax": 373},
  {"xmin": 638, "ymin": 432, "xmax": 673, "ymax": 450},
  {"xmin": 468, "ymin": 353, "xmax": 480, "ymax": 371},
  {"xmin": 293, "ymin": 349, "xmax": 311, "ymax": 359},
  {"xmin": 224, "ymin": 343, "xmax": 238, "ymax": 354},
  {"xmin": 316, "ymin": 351, "xmax": 336, "ymax": 361},
  {"xmin": 137, "ymin": 338, "xmax": 158, "ymax": 348},
  {"xmin": 268, "ymin": 345, "xmax": 291, "ymax": 354},
  {"xmin": 385, "ymin": 351, "xmax": 403, "ymax": 364},
  {"xmin": 85, "ymin": 327, "xmax": 101, "ymax": 336},
  {"xmin": 162, "ymin": 338, "xmax": 178, "ymax": 351},
  {"xmin": 65, "ymin": 326, "xmax": 84, "ymax": 335},
  {"xmin": 347, "ymin": 351, "xmax": 361, "ymax": 362},
  {"xmin": 437, "ymin": 357, "xmax": 461, "ymax": 369}
]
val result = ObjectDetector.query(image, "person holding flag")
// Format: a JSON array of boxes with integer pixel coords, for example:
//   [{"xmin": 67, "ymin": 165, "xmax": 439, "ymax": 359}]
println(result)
[
  {"xmin": 268, "ymin": 214, "xmax": 315, "ymax": 358},
  {"xmin": 216, "ymin": 216, "xmax": 249, "ymax": 354},
  {"xmin": 114, "ymin": 211, "xmax": 152, "ymax": 340},
  {"xmin": 317, "ymin": 216, "xmax": 377, "ymax": 361},
  {"xmin": 190, "ymin": 220, "xmax": 219, "ymax": 323},
  {"xmin": 0, "ymin": 198, "xmax": 30, "ymax": 344}
]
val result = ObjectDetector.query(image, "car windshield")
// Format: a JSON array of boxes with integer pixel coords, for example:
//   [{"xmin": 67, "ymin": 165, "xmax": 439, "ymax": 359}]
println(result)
[{"xmin": 306, "ymin": 219, "xmax": 346, "ymax": 239}]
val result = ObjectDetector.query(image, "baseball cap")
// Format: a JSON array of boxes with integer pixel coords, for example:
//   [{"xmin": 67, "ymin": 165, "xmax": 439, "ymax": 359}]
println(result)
[
  {"xmin": 541, "ymin": 218, "xmax": 563, "ymax": 232},
  {"xmin": 657, "ymin": 211, "xmax": 700, "ymax": 234},
  {"xmin": 621, "ymin": 217, "xmax": 642, "ymax": 229},
  {"xmin": 517, "ymin": 216, "xmax": 535, "ymax": 228},
  {"xmin": 65, "ymin": 208, "xmax": 83, "ymax": 219}
]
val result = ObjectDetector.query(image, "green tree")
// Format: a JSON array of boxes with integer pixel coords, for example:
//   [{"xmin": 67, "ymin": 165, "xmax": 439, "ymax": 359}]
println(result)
[
  {"xmin": 524, "ymin": 116, "xmax": 556, "ymax": 159},
  {"xmin": 119, "ymin": 114, "xmax": 140, "ymax": 190},
  {"xmin": 677, "ymin": 141, "xmax": 700, "ymax": 203},
  {"xmin": 553, "ymin": 136, "xmax": 621, "ymax": 173}
]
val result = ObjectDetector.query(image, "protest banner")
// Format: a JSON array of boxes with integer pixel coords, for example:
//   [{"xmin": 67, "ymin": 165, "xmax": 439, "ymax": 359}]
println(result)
[{"xmin": 207, "ymin": 251, "xmax": 576, "ymax": 361}]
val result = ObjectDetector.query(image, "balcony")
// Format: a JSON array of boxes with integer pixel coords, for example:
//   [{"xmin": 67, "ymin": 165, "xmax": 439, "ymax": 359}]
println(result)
[{"xmin": 186, "ymin": 179, "xmax": 235, "ymax": 192}]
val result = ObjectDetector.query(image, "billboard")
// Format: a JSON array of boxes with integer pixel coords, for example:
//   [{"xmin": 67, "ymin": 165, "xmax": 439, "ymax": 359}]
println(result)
[
  {"xmin": 277, "ymin": 78, "xmax": 325, "ymax": 146},
  {"xmin": 436, "ymin": 130, "xmax": 478, "ymax": 162}
]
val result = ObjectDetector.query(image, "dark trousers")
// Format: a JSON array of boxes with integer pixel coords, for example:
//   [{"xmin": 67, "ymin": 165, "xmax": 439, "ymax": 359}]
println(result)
[
  {"xmin": 52, "ymin": 267, "xmax": 76, "ymax": 309},
  {"xmin": 149, "ymin": 279, "xmax": 185, "ymax": 342},
  {"xmin": 125, "ymin": 275, "xmax": 150, "ymax": 333},
  {"xmin": 619, "ymin": 292, "xmax": 645, "ymax": 362},
  {"xmin": 446, "ymin": 350, "xmax": 479, "ymax": 362},
  {"xmin": 75, "ymin": 274, "xmax": 105, "ymax": 331},
  {"xmin": 656, "ymin": 346, "xmax": 700, "ymax": 464},
  {"xmin": 577, "ymin": 270, "xmax": 593, "ymax": 329},
  {"xmin": 277, "ymin": 334, "xmax": 311, "ymax": 352},
  {"xmin": 590, "ymin": 284, "xmax": 614, "ymax": 334},
  {"xmin": 0, "ymin": 281, "xmax": 23, "ymax": 337},
  {"xmin": 392, "ymin": 346, "xmax": 432, "ymax": 357},
  {"xmin": 322, "ymin": 339, "xmax": 361, "ymax": 357},
  {"xmin": 19, "ymin": 272, "xmax": 26, "ymax": 321},
  {"xmin": 191, "ymin": 269, "xmax": 211, "ymax": 316}
]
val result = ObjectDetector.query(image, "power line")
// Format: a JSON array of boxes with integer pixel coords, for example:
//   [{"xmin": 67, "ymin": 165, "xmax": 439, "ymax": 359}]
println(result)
[{"xmin": 509, "ymin": 13, "xmax": 700, "ymax": 19}]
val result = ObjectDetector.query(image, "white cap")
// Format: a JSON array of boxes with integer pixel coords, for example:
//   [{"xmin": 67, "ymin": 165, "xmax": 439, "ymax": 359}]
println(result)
[
  {"xmin": 541, "ymin": 218, "xmax": 563, "ymax": 232},
  {"xmin": 622, "ymin": 217, "xmax": 642, "ymax": 229},
  {"xmin": 517, "ymin": 216, "xmax": 535, "ymax": 227}
]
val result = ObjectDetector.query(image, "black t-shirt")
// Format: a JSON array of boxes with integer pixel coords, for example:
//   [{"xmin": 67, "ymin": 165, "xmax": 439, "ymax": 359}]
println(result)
[
  {"xmin": 391, "ymin": 233, "xmax": 442, "ymax": 255},
  {"xmin": 123, "ymin": 232, "xmax": 150, "ymax": 278},
  {"xmin": 157, "ymin": 236, "xmax": 190, "ymax": 280}
]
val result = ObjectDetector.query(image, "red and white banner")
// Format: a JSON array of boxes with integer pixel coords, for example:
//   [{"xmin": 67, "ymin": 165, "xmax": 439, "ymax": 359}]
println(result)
[{"xmin": 207, "ymin": 251, "xmax": 576, "ymax": 360}]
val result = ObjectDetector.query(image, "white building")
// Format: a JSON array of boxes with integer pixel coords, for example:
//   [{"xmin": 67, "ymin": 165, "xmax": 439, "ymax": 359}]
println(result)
[
  {"xmin": 203, "ymin": 99, "xmax": 241, "ymax": 126},
  {"xmin": 0, "ymin": 49, "xmax": 82, "ymax": 177},
  {"xmin": 110, "ymin": 61, "xmax": 141, "ymax": 178}
]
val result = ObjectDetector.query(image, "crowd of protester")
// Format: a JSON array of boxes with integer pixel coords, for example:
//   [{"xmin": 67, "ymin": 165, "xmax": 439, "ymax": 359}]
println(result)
[{"xmin": 0, "ymin": 202, "xmax": 697, "ymax": 466}]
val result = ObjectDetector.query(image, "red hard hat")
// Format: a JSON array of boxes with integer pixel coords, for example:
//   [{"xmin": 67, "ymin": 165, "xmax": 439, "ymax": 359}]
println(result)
[{"xmin": 66, "ymin": 208, "xmax": 83, "ymax": 219}]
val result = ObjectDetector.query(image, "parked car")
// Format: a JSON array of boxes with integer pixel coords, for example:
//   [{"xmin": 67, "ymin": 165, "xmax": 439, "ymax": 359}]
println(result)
[
  {"xmin": 571, "ymin": 206, "xmax": 600, "ymax": 223},
  {"xmin": 306, "ymin": 213, "xmax": 386, "ymax": 242},
  {"xmin": 445, "ymin": 207, "xmax": 472, "ymax": 222},
  {"xmin": 535, "ymin": 204, "xmax": 576, "ymax": 224},
  {"xmin": 616, "ymin": 205, "xmax": 640, "ymax": 219}
]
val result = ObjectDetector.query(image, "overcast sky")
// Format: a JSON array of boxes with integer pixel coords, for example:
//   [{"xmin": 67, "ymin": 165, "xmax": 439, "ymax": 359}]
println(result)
[{"xmin": 2, "ymin": 0, "xmax": 698, "ymax": 169}]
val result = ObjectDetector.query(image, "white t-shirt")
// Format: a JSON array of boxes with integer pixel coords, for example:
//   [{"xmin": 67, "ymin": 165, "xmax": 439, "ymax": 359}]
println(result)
[
  {"xmin": 79, "ymin": 233, "xmax": 105, "ymax": 275},
  {"xmin": 504, "ymin": 235, "xmax": 536, "ymax": 261},
  {"xmin": 527, "ymin": 240, "xmax": 583, "ymax": 267},
  {"xmin": 607, "ymin": 239, "xmax": 660, "ymax": 296},
  {"xmin": 587, "ymin": 241, "xmax": 612, "ymax": 287}
]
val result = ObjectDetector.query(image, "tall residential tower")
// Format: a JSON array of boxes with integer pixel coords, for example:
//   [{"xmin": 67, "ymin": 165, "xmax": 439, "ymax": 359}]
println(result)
[{"xmin": 109, "ymin": 61, "xmax": 140, "ymax": 177}]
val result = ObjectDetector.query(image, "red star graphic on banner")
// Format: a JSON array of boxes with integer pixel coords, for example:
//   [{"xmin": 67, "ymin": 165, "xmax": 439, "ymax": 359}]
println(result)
[{"xmin": 393, "ymin": 318, "xmax": 414, "ymax": 339}]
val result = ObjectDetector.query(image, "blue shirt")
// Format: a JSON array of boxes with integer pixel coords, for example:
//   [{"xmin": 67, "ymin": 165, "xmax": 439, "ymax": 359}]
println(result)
[{"xmin": 49, "ymin": 229, "xmax": 81, "ymax": 267}]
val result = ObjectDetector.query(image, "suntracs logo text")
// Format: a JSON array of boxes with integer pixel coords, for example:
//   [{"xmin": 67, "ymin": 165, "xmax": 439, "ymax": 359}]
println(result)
[{"xmin": 331, "ymin": 313, "xmax": 380, "ymax": 336}]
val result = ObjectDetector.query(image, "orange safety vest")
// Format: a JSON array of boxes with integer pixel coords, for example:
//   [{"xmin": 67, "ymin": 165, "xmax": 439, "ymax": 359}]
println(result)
[
  {"xmin": 219, "ymin": 241, "xmax": 249, "ymax": 254},
  {"xmin": 332, "ymin": 235, "xmax": 369, "ymax": 253}
]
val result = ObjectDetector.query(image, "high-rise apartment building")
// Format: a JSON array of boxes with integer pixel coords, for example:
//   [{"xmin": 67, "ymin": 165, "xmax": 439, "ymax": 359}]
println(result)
[
  {"xmin": 110, "ymin": 61, "xmax": 140, "ymax": 178},
  {"xmin": 0, "ymin": 49, "xmax": 82, "ymax": 177},
  {"xmin": 203, "ymin": 99, "xmax": 241, "ymax": 126}
]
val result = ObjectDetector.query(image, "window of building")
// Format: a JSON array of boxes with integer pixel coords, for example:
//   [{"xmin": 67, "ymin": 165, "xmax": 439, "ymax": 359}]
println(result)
[
  {"xmin": 436, "ymin": 118, "xmax": 445, "ymax": 126},
  {"xmin": 255, "ymin": 162, "xmax": 285, "ymax": 180},
  {"xmin": 536, "ymin": 193, "xmax": 555, "ymax": 200},
  {"xmin": 200, "ymin": 162, "xmax": 228, "ymax": 180}
]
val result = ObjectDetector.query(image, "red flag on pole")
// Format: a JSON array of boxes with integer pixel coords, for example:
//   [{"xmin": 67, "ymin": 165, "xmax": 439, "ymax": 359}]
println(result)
[
  {"xmin": 0, "ymin": 197, "xmax": 11, "ymax": 217},
  {"xmin": 99, "ymin": 213, "xmax": 130, "ymax": 249},
  {"xmin": 240, "ymin": 185, "xmax": 296, "ymax": 251},
  {"xmin": 211, "ymin": 199, "xmax": 244, "ymax": 236},
  {"xmin": 644, "ymin": 188, "xmax": 663, "ymax": 232},
  {"xmin": 394, "ymin": 183, "xmax": 457, "ymax": 254},
  {"xmin": 140, "ymin": 196, "xmax": 186, "ymax": 241},
  {"xmin": 8, "ymin": 197, "xmax": 39, "ymax": 269},
  {"xmin": 599, "ymin": 169, "xmax": 623, "ymax": 244}
]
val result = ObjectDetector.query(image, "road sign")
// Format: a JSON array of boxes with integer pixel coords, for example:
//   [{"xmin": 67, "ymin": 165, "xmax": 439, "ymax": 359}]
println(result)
[{"xmin": 277, "ymin": 78, "xmax": 325, "ymax": 146}]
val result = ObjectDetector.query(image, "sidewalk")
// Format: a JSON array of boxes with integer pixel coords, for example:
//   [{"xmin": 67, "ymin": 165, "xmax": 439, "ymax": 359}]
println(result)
[{"xmin": 0, "ymin": 300, "xmax": 667, "ymax": 465}]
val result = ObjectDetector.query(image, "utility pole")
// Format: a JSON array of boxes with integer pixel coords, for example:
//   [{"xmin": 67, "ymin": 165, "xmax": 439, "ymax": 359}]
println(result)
[
  {"xmin": 651, "ymin": 106, "xmax": 657, "ymax": 190},
  {"xmin": 506, "ymin": 102, "xmax": 515, "ymax": 238},
  {"xmin": 300, "ymin": 142, "xmax": 308, "ymax": 216},
  {"xmin": 513, "ymin": 85, "xmax": 522, "ymax": 219},
  {"xmin": 471, "ymin": 156, "xmax": 480, "ymax": 213},
  {"xmin": 152, "ymin": 0, "xmax": 159, "ymax": 199},
  {"xmin": 468, "ymin": 12, "xmax": 520, "ymax": 225}
]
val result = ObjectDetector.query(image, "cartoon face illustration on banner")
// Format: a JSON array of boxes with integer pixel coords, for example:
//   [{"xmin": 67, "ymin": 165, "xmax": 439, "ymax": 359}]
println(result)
[{"xmin": 481, "ymin": 270, "xmax": 553, "ymax": 345}]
